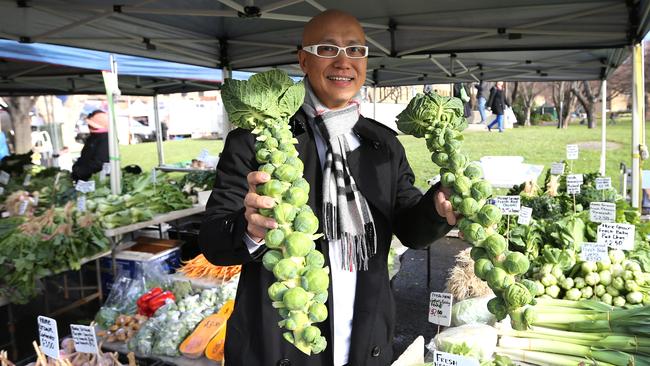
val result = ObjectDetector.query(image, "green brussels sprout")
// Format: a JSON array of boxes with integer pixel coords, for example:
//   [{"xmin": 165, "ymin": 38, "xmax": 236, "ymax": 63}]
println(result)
[
  {"xmin": 487, "ymin": 267, "xmax": 514, "ymax": 290},
  {"xmin": 581, "ymin": 261, "xmax": 598, "ymax": 274},
  {"xmin": 505, "ymin": 282, "xmax": 533, "ymax": 308},
  {"xmin": 470, "ymin": 181, "xmax": 493, "ymax": 201},
  {"xmin": 546, "ymin": 284, "xmax": 561, "ymax": 298},
  {"xmin": 464, "ymin": 163, "xmax": 483, "ymax": 180},
  {"xmin": 476, "ymin": 204, "xmax": 502, "ymax": 227},
  {"xmin": 600, "ymin": 293, "xmax": 613, "ymax": 305},
  {"xmin": 293, "ymin": 211, "xmax": 319, "ymax": 235},
  {"xmin": 558, "ymin": 276, "xmax": 575, "ymax": 290},
  {"xmin": 573, "ymin": 276, "xmax": 586, "ymax": 289},
  {"xmin": 613, "ymin": 296, "xmax": 626, "ymax": 307},
  {"xmin": 445, "ymin": 139, "xmax": 462, "ymax": 154},
  {"xmin": 268, "ymin": 282, "xmax": 289, "ymax": 301},
  {"xmin": 284, "ymin": 187, "xmax": 309, "ymax": 206},
  {"xmin": 284, "ymin": 310, "xmax": 309, "ymax": 330},
  {"xmin": 285, "ymin": 232, "xmax": 314, "ymax": 257},
  {"xmin": 265, "ymin": 228, "xmax": 285, "ymax": 249},
  {"xmin": 283, "ymin": 287, "xmax": 310, "ymax": 311},
  {"xmin": 503, "ymin": 251, "xmax": 530, "ymax": 275},
  {"xmin": 308, "ymin": 302, "xmax": 328, "ymax": 323},
  {"xmin": 453, "ymin": 176, "xmax": 472, "ymax": 197},
  {"xmin": 585, "ymin": 272, "xmax": 600, "ymax": 286},
  {"xmin": 450, "ymin": 194, "xmax": 464, "ymax": 209},
  {"xmin": 457, "ymin": 217, "xmax": 472, "ymax": 232},
  {"xmin": 458, "ymin": 197, "xmax": 479, "ymax": 216},
  {"xmin": 627, "ymin": 291, "xmax": 644, "ymax": 304},
  {"xmin": 540, "ymin": 273, "xmax": 557, "ymax": 287},
  {"xmin": 470, "ymin": 246, "xmax": 488, "ymax": 261},
  {"xmin": 256, "ymin": 148, "xmax": 272, "ymax": 163},
  {"xmin": 275, "ymin": 164, "xmax": 299, "ymax": 183},
  {"xmin": 273, "ymin": 258, "xmax": 299, "ymax": 280},
  {"xmin": 313, "ymin": 291, "xmax": 328, "ymax": 304},
  {"xmin": 259, "ymin": 163, "xmax": 276, "ymax": 176},
  {"xmin": 432, "ymin": 152, "xmax": 449, "ymax": 166},
  {"xmin": 484, "ymin": 234, "xmax": 507, "ymax": 259},
  {"xmin": 474, "ymin": 258, "xmax": 494, "ymax": 280},
  {"xmin": 305, "ymin": 250, "xmax": 325, "ymax": 268},
  {"xmin": 274, "ymin": 202, "xmax": 298, "ymax": 224},
  {"xmin": 302, "ymin": 268, "xmax": 329, "ymax": 293},
  {"xmin": 580, "ymin": 286, "xmax": 593, "ymax": 299},
  {"xmin": 302, "ymin": 326, "xmax": 321, "ymax": 343},
  {"xmin": 487, "ymin": 297, "xmax": 508, "ymax": 321},
  {"xmin": 265, "ymin": 137, "xmax": 279, "ymax": 150},
  {"xmin": 441, "ymin": 172, "xmax": 456, "ymax": 188},
  {"xmin": 291, "ymin": 178, "xmax": 310, "ymax": 195},
  {"xmin": 448, "ymin": 153, "xmax": 468, "ymax": 171},
  {"xmin": 278, "ymin": 308, "xmax": 290, "ymax": 319},
  {"xmin": 279, "ymin": 143, "xmax": 298, "ymax": 156},
  {"xmin": 563, "ymin": 288, "xmax": 581, "ymax": 301},
  {"xmin": 311, "ymin": 336, "xmax": 327, "ymax": 354},
  {"xmin": 285, "ymin": 156, "xmax": 304, "ymax": 173},
  {"xmin": 597, "ymin": 256, "xmax": 611, "ymax": 271},
  {"xmin": 594, "ymin": 284, "xmax": 606, "ymax": 297},
  {"xmin": 534, "ymin": 280, "xmax": 545, "ymax": 296},
  {"xmin": 599, "ymin": 270, "xmax": 612, "ymax": 286},
  {"xmin": 257, "ymin": 179, "xmax": 288, "ymax": 199},
  {"xmin": 270, "ymin": 150, "xmax": 288, "ymax": 165},
  {"xmin": 521, "ymin": 279, "xmax": 539, "ymax": 297},
  {"xmin": 463, "ymin": 223, "xmax": 486, "ymax": 243},
  {"xmin": 262, "ymin": 250, "xmax": 284, "ymax": 271}
]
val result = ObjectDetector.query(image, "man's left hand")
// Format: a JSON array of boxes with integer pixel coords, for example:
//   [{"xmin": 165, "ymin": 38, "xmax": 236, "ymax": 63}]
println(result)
[{"xmin": 434, "ymin": 187, "xmax": 458, "ymax": 226}]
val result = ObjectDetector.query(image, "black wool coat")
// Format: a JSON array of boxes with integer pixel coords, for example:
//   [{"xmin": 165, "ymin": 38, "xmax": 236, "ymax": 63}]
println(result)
[
  {"xmin": 199, "ymin": 109, "xmax": 452, "ymax": 366},
  {"xmin": 71, "ymin": 132, "xmax": 109, "ymax": 181}
]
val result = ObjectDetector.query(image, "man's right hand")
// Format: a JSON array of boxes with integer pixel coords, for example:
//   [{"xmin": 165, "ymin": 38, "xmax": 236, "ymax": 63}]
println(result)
[{"xmin": 244, "ymin": 171, "xmax": 278, "ymax": 242}]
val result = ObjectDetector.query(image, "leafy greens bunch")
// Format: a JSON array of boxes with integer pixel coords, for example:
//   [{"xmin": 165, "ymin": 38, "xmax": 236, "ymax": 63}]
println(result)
[
  {"xmin": 397, "ymin": 92, "xmax": 535, "ymax": 325},
  {"xmin": 221, "ymin": 70, "xmax": 329, "ymax": 355}
]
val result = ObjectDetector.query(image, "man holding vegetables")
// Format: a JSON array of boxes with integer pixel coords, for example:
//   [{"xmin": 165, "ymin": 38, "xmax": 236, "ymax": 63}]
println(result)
[{"xmin": 200, "ymin": 9, "xmax": 456, "ymax": 366}]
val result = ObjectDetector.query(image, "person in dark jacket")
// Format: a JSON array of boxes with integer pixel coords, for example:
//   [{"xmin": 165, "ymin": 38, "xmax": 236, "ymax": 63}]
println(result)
[
  {"xmin": 71, "ymin": 110, "xmax": 109, "ymax": 181},
  {"xmin": 475, "ymin": 80, "xmax": 487, "ymax": 123},
  {"xmin": 487, "ymin": 81, "xmax": 508, "ymax": 132},
  {"xmin": 453, "ymin": 82, "xmax": 471, "ymax": 118},
  {"xmin": 199, "ymin": 10, "xmax": 456, "ymax": 366}
]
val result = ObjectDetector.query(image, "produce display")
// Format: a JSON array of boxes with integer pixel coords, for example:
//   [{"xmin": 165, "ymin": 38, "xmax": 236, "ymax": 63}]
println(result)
[
  {"xmin": 221, "ymin": 69, "xmax": 329, "ymax": 355},
  {"xmin": 180, "ymin": 171, "xmax": 217, "ymax": 203},
  {"xmin": 397, "ymin": 92, "xmax": 531, "ymax": 321},
  {"xmin": 178, "ymin": 254, "xmax": 242, "ymax": 281},
  {"xmin": 97, "ymin": 314, "xmax": 148, "ymax": 343}
]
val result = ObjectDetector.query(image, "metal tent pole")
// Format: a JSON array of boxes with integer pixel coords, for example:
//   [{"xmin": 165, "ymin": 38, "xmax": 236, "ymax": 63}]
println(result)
[
  {"xmin": 153, "ymin": 94, "xmax": 165, "ymax": 166},
  {"xmin": 600, "ymin": 79, "xmax": 607, "ymax": 176},
  {"xmin": 104, "ymin": 55, "xmax": 121, "ymax": 195},
  {"xmin": 632, "ymin": 43, "xmax": 645, "ymax": 209}
]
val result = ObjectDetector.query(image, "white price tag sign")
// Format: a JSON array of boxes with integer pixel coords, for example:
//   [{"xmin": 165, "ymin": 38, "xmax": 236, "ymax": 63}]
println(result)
[
  {"xmin": 493, "ymin": 196, "xmax": 521, "ymax": 215},
  {"xmin": 550, "ymin": 162, "xmax": 565, "ymax": 175},
  {"xmin": 197, "ymin": 148, "xmax": 210, "ymax": 161},
  {"xmin": 18, "ymin": 200, "xmax": 29, "ymax": 215},
  {"xmin": 566, "ymin": 144, "xmax": 579, "ymax": 160},
  {"xmin": 580, "ymin": 242, "xmax": 609, "ymax": 263},
  {"xmin": 517, "ymin": 206, "xmax": 533, "ymax": 225},
  {"xmin": 0, "ymin": 186, "xmax": 4, "ymax": 196},
  {"xmin": 38, "ymin": 316, "xmax": 60, "ymax": 359},
  {"xmin": 567, "ymin": 174, "xmax": 583, "ymax": 194},
  {"xmin": 595, "ymin": 177, "xmax": 612, "ymax": 190},
  {"xmin": 23, "ymin": 174, "xmax": 31, "ymax": 186},
  {"xmin": 101, "ymin": 163, "xmax": 112, "ymax": 175},
  {"xmin": 589, "ymin": 202, "xmax": 616, "ymax": 223},
  {"xmin": 54, "ymin": 172, "xmax": 61, "ymax": 187},
  {"xmin": 70, "ymin": 324, "xmax": 99, "ymax": 354},
  {"xmin": 597, "ymin": 223, "xmax": 635, "ymax": 250},
  {"xmin": 428, "ymin": 292, "xmax": 453, "ymax": 326},
  {"xmin": 0, "ymin": 171, "xmax": 10, "ymax": 185},
  {"xmin": 151, "ymin": 168, "xmax": 157, "ymax": 184},
  {"xmin": 77, "ymin": 195, "xmax": 86, "ymax": 212},
  {"xmin": 75, "ymin": 180, "xmax": 95, "ymax": 193},
  {"xmin": 433, "ymin": 350, "xmax": 480, "ymax": 366}
]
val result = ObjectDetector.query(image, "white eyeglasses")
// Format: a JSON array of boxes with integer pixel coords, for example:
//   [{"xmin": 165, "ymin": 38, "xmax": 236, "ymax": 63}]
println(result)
[{"xmin": 302, "ymin": 44, "xmax": 368, "ymax": 59}]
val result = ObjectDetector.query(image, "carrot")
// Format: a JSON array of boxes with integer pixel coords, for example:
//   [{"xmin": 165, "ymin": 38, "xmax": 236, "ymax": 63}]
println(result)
[{"xmin": 178, "ymin": 254, "xmax": 241, "ymax": 281}]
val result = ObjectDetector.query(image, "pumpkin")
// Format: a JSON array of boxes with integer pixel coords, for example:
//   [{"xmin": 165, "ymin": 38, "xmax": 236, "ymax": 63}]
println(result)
[
  {"xmin": 179, "ymin": 300, "xmax": 234, "ymax": 358},
  {"xmin": 205, "ymin": 318, "xmax": 228, "ymax": 361}
]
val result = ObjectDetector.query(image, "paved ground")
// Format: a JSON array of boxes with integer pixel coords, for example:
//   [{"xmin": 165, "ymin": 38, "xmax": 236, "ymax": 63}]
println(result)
[{"xmin": 391, "ymin": 237, "xmax": 470, "ymax": 361}]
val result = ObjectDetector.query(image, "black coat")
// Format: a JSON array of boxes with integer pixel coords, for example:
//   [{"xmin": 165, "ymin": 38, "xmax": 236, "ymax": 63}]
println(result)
[
  {"xmin": 71, "ymin": 132, "xmax": 108, "ymax": 181},
  {"xmin": 487, "ymin": 87, "xmax": 508, "ymax": 115},
  {"xmin": 199, "ymin": 109, "xmax": 452, "ymax": 366}
]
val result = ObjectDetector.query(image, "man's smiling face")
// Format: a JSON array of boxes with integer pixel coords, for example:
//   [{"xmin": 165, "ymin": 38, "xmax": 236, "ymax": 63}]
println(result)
[{"xmin": 299, "ymin": 10, "xmax": 367, "ymax": 110}]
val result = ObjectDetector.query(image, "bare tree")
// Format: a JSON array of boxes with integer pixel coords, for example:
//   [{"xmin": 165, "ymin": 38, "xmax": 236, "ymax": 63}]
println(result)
[
  {"xmin": 552, "ymin": 82, "xmax": 578, "ymax": 129},
  {"xmin": 2, "ymin": 96, "xmax": 38, "ymax": 154},
  {"xmin": 519, "ymin": 82, "xmax": 544, "ymax": 126},
  {"xmin": 571, "ymin": 81, "xmax": 600, "ymax": 129}
]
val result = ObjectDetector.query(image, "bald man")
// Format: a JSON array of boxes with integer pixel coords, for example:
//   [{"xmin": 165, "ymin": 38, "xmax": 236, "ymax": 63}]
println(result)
[{"xmin": 200, "ymin": 10, "xmax": 454, "ymax": 366}]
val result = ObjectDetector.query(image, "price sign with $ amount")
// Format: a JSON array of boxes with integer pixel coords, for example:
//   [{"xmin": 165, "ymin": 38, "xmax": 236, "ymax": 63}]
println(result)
[
  {"xmin": 428, "ymin": 292, "xmax": 453, "ymax": 326},
  {"xmin": 38, "ymin": 316, "xmax": 60, "ymax": 359}
]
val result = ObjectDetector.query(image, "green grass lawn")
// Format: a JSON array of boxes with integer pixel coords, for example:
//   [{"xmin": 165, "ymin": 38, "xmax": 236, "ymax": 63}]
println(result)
[{"xmin": 120, "ymin": 118, "xmax": 643, "ymax": 191}]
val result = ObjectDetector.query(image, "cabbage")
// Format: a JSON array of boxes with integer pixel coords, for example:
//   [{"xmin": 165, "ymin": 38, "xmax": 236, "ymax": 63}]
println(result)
[{"xmin": 450, "ymin": 296, "xmax": 497, "ymax": 327}]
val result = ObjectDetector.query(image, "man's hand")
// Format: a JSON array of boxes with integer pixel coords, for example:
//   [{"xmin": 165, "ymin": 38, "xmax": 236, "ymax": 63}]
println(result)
[
  {"xmin": 244, "ymin": 171, "xmax": 278, "ymax": 242},
  {"xmin": 434, "ymin": 187, "xmax": 458, "ymax": 226}
]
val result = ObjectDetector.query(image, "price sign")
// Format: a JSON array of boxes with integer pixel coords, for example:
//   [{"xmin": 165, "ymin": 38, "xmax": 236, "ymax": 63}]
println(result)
[
  {"xmin": 151, "ymin": 168, "xmax": 157, "ymax": 184},
  {"xmin": 589, "ymin": 202, "xmax": 616, "ymax": 223},
  {"xmin": 77, "ymin": 195, "xmax": 86, "ymax": 212},
  {"xmin": 550, "ymin": 162, "xmax": 565, "ymax": 175},
  {"xmin": 433, "ymin": 351, "xmax": 480, "ymax": 366},
  {"xmin": 0, "ymin": 186, "xmax": 4, "ymax": 196},
  {"xmin": 595, "ymin": 177, "xmax": 612, "ymax": 190},
  {"xmin": 70, "ymin": 324, "xmax": 99, "ymax": 354},
  {"xmin": 0, "ymin": 171, "xmax": 10, "ymax": 185},
  {"xmin": 197, "ymin": 148, "xmax": 210, "ymax": 161},
  {"xmin": 580, "ymin": 243, "xmax": 609, "ymax": 263},
  {"xmin": 566, "ymin": 144, "xmax": 579, "ymax": 160},
  {"xmin": 101, "ymin": 163, "xmax": 112, "ymax": 175},
  {"xmin": 18, "ymin": 200, "xmax": 29, "ymax": 215},
  {"xmin": 23, "ymin": 174, "xmax": 31, "ymax": 186},
  {"xmin": 38, "ymin": 316, "xmax": 60, "ymax": 359},
  {"xmin": 75, "ymin": 180, "xmax": 95, "ymax": 193},
  {"xmin": 54, "ymin": 172, "xmax": 61, "ymax": 187},
  {"xmin": 428, "ymin": 292, "xmax": 453, "ymax": 326},
  {"xmin": 493, "ymin": 196, "xmax": 521, "ymax": 215},
  {"xmin": 597, "ymin": 223, "xmax": 635, "ymax": 250},
  {"xmin": 567, "ymin": 174, "xmax": 583, "ymax": 194},
  {"xmin": 517, "ymin": 206, "xmax": 533, "ymax": 225}
]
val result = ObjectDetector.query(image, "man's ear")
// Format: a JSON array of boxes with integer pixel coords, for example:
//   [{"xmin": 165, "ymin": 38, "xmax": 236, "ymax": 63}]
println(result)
[{"xmin": 298, "ymin": 50, "xmax": 308, "ymax": 73}]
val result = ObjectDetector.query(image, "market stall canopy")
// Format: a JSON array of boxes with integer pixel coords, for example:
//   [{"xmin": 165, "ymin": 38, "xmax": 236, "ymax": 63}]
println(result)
[
  {"xmin": 1, "ymin": 0, "xmax": 648, "ymax": 85},
  {"xmin": 0, "ymin": 39, "xmax": 223, "ymax": 96}
]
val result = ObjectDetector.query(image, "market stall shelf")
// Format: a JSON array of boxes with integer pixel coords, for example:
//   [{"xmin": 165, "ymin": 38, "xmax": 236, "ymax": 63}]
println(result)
[{"xmin": 102, "ymin": 341, "xmax": 220, "ymax": 366}]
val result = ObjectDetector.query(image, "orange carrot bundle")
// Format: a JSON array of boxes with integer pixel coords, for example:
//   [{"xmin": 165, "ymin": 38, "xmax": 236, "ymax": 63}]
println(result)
[{"xmin": 178, "ymin": 254, "xmax": 241, "ymax": 281}]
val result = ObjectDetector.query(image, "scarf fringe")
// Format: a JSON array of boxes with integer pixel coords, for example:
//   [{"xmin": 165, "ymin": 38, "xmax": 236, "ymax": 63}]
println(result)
[{"xmin": 339, "ymin": 223, "xmax": 377, "ymax": 271}]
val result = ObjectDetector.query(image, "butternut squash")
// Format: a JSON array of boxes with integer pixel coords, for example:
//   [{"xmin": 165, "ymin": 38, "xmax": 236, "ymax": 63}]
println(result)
[
  {"xmin": 179, "ymin": 300, "xmax": 235, "ymax": 359},
  {"xmin": 205, "ymin": 318, "xmax": 227, "ymax": 361}
]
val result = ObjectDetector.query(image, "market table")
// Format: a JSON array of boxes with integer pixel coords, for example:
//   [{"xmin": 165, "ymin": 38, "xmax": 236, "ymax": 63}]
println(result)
[{"xmin": 102, "ymin": 340, "xmax": 220, "ymax": 366}]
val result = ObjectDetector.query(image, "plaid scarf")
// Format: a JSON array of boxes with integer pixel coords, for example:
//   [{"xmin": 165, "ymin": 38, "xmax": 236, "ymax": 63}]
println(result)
[{"xmin": 302, "ymin": 79, "xmax": 376, "ymax": 271}]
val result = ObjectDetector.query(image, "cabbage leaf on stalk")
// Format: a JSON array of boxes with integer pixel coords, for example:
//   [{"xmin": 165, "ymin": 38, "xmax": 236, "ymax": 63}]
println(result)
[{"xmin": 396, "ymin": 92, "xmax": 466, "ymax": 137}]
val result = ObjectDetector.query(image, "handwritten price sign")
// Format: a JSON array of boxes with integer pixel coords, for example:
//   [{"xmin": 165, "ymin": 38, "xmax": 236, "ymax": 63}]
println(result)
[
  {"xmin": 428, "ymin": 292, "xmax": 453, "ymax": 326},
  {"xmin": 38, "ymin": 316, "xmax": 60, "ymax": 359}
]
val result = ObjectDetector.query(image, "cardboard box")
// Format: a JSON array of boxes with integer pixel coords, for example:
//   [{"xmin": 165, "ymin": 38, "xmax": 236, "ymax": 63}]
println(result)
[{"xmin": 100, "ymin": 237, "xmax": 183, "ymax": 295}]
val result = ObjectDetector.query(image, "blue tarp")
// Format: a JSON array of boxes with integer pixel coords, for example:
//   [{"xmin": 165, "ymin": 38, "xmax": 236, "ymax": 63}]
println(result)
[{"xmin": 0, "ymin": 39, "xmax": 222, "ymax": 82}]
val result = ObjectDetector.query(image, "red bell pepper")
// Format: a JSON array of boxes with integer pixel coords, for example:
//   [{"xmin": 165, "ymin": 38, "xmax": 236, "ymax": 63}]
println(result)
[
  {"xmin": 136, "ymin": 287, "xmax": 163, "ymax": 315},
  {"xmin": 146, "ymin": 291, "xmax": 175, "ymax": 316}
]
